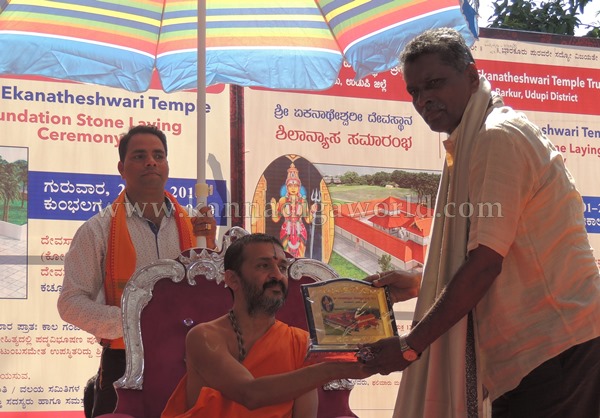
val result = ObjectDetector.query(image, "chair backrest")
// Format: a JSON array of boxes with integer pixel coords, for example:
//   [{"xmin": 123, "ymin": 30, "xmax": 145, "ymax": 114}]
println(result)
[{"xmin": 109, "ymin": 227, "xmax": 356, "ymax": 418}]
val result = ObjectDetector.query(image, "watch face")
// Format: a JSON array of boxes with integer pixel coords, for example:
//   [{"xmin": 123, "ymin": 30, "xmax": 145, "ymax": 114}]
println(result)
[{"xmin": 402, "ymin": 349, "xmax": 419, "ymax": 362}]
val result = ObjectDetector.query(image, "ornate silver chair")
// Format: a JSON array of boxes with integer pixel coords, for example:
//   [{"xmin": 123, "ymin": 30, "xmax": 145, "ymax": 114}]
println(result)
[{"xmin": 98, "ymin": 227, "xmax": 356, "ymax": 418}]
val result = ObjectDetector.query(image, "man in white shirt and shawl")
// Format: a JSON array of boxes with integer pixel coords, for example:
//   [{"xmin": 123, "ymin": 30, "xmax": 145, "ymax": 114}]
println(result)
[{"xmin": 362, "ymin": 28, "xmax": 600, "ymax": 418}]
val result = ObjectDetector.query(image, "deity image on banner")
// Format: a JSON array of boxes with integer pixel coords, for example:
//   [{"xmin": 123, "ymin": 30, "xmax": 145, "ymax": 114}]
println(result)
[{"xmin": 251, "ymin": 154, "xmax": 334, "ymax": 262}]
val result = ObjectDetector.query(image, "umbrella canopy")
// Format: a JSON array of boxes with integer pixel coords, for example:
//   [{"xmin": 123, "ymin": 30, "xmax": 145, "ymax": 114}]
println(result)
[
  {"xmin": 0, "ymin": 0, "xmax": 479, "ymax": 93},
  {"xmin": 0, "ymin": 0, "xmax": 479, "ymax": 234}
]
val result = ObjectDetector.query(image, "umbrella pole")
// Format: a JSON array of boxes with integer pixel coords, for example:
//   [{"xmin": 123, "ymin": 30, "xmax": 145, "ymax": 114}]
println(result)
[{"xmin": 195, "ymin": 0, "xmax": 210, "ymax": 247}]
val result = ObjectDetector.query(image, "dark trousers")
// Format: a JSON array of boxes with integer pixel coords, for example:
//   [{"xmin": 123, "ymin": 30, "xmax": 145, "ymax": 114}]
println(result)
[
  {"xmin": 84, "ymin": 347, "xmax": 126, "ymax": 418},
  {"xmin": 492, "ymin": 336, "xmax": 600, "ymax": 418}
]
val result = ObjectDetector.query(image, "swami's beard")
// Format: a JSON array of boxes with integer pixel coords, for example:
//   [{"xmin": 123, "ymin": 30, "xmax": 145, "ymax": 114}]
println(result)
[{"xmin": 241, "ymin": 278, "xmax": 288, "ymax": 316}]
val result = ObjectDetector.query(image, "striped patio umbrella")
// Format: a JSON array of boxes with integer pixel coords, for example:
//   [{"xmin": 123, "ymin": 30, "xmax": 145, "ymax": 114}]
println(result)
[
  {"xmin": 0, "ymin": 0, "xmax": 478, "ymax": 92},
  {"xmin": 0, "ymin": 0, "xmax": 479, "ymax": 232}
]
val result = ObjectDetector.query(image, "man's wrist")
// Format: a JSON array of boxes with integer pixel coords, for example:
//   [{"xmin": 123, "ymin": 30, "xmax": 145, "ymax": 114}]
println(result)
[{"xmin": 398, "ymin": 334, "xmax": 421, "ymax": 362}]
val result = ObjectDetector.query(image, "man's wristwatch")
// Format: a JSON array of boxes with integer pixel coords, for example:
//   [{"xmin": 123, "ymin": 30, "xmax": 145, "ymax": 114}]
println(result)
[{"xmin": 399, "ymin": 334, "xmax": 420, "ymax": 362}]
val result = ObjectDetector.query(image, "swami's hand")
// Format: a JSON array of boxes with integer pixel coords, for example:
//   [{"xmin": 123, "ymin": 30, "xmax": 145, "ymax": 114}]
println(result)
[
  {"xmin": 191, "ymin": 206, "xmax": 217, "ymax": 250},
  {"xmin": 364, "ymin": 270, "xmax": 420, "ymax": 303},
  {"xmin": 332, "ymin": 360, "xmax": 374, "ymax": 380}
]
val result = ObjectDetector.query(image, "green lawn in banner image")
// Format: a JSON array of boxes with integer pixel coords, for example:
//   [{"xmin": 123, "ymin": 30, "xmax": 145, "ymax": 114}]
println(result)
[
  {"xmin": 328, "ymin": 252, "xmax": 366, "ymax": 279},
  {"xmin": 6, "ymin": 199, "xmax": 27, "ymax": 225},
  {"xmin": 327, "ymin": 184, "xmax": 415, "ymax": 205}
]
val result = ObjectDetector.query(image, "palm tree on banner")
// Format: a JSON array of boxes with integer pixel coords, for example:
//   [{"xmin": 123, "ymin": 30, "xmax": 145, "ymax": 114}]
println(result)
[
  {"xmin": 0, "ymin": 156, "xmax": 21, "ymax": 222},
  {"xmin": 13, "ymin": 159, "xmax": 28, "ymax": 208}
]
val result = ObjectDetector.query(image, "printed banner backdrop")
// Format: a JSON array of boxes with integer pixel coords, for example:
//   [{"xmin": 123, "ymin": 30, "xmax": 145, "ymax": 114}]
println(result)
[
  {"xmin": 0, "ymin": 28, "xmax": 599, "ymax": 417},
  {"xmin": 0, "ymin": 75, "xmax": 231, "ymax": 415},
  {"xmin": 243, "ymin": 28, "xmax": 600, "ymax": 418}
]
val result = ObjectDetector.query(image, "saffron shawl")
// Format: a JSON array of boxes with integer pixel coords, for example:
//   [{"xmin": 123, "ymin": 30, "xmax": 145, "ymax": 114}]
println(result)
[{"xmin": 103, "ymin": 191, "xmax": 195, "ymax": 349}]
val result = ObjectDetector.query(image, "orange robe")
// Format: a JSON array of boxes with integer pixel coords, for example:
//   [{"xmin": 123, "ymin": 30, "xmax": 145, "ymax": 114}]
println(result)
[{"xmin": 161, "ymin": 321, "xmax": 308, "ymax": 418}]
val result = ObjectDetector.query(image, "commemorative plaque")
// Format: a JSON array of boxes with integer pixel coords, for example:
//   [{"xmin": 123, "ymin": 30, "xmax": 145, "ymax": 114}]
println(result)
[{"xmin": 301, "ymin": 278, "xmax": 397, "ymax": 363}]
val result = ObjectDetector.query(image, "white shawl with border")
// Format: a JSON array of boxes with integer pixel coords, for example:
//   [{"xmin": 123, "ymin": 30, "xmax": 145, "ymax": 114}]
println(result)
[{"xmin": 393, "ymin": 77, "xmax": 502, "ymax": 418}]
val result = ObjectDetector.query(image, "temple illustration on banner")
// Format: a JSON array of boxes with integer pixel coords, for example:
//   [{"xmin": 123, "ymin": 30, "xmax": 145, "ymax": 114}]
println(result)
[
  {"xmin": 332, "ymin": 195, "xmax": 433, "ymax": 273},
  {"xmin": 316, "ymin": 163, "xmax": 438, "ymax": 276}
]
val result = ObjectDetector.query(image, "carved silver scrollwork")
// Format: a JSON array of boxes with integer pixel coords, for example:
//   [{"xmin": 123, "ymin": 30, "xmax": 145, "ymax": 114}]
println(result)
[
  {"xmin": 178, "ymin": 227, "xmax": 249, "ymax": 284},
  {"xmin": 116, "ymin": 259, "xmax": 186, "ymax": 390},
  {"xmin": 323, "ymin": 378, "xmax": 356, "ymax": 391},
  {"xmin": 221, "ymin": 226, "xmax": 251, "ymax": 248},
  {"xmin": 288, "ymin": 257, "xmax": 339, "ymax": 282},
  {"xmin": 184, "ymin": 250, "xmax": 224, "ymax": 285}
]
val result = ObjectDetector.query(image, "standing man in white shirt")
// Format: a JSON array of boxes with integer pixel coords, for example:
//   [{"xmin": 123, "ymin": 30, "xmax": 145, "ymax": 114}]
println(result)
[
  {"xmin": 58, "ymin": 125, "xmax": 217, "ymax": 417},
  {"xmin": 362, "ymin": 28, "xmax": 600, "ymax": 418}
]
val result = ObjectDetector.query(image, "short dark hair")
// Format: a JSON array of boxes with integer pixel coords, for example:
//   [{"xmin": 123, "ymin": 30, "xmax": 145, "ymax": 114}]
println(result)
[
  {"xmin": 224, "ymin": 233, "xmax": 285, "ymax": 273},
  {"xmin": 400, "ymin": 28, "xmax": 475, "ymax": 73},
  {"xmin": 118, "ymin": 125, "xmax": 168, "ymax": 162}
]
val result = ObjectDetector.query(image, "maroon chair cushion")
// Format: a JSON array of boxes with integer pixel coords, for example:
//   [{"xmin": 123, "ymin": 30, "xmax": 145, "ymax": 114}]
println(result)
[
  {"xmin": 315, "ymin": 390, "xmax": 357, "ymax": 418},
  {"xmin": 112, "ymin": 389, "xmax": 143, "ymax": 418}
]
